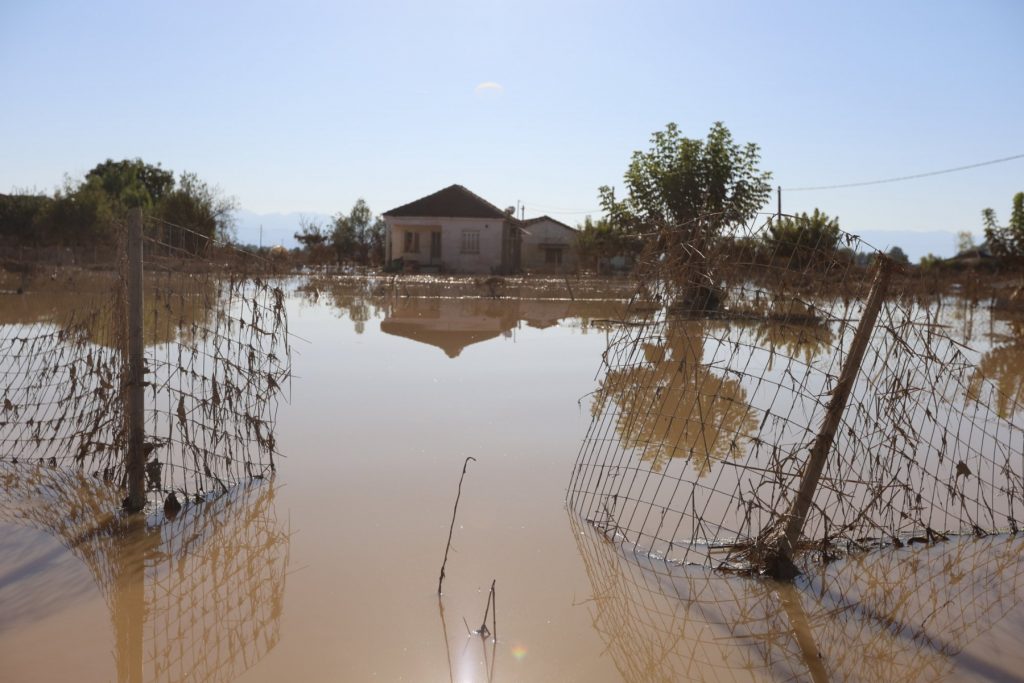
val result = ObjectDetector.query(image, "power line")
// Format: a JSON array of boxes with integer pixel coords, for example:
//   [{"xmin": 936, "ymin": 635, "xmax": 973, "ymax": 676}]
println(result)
[
  {"xmin": 522, "ymin": 202, "xmax": 602, "ymax": 215},
  {"xmin": 784, "ymin": 153, "xmax": 1024, "ymax": 191}
]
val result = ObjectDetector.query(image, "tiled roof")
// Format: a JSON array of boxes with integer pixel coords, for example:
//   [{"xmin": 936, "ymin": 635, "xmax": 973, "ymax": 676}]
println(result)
[
  {"xmin": 522, "ymin": 215, "xmax": 577, "ymax": 231},
  {"xmin": 383, "ymin": 184, "xmax": 510, "ymax": 219}
]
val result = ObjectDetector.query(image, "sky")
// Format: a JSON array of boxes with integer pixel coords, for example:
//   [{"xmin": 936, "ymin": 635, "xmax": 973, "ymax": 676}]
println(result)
[{"xmin": 1, "ymin": 0, "xmax": 1022, "ymax": 254}]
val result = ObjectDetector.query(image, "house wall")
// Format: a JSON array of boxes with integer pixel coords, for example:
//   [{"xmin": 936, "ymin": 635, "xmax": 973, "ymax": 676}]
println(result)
[
  {"xmin": 385, "ymin": 216, "xmax": 516, "ymax": 274},
  {"xmin": 520, "ymin": 219, "xmax": 579, "ymax": 272}
]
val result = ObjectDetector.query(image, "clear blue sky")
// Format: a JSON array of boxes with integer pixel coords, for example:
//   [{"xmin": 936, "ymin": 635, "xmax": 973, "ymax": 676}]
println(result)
[{"xmin": 2, "ymin": 0, "xmax": 1022, "ymax": 249}]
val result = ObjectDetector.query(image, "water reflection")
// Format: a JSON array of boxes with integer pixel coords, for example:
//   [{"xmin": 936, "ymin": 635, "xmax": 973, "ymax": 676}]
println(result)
[
  {"xmin": 592, "ymin": 319, "xmax": 758, "ymax": 476},
  {"xmin": 0, "ymin": 271, "xmax": 218, "ymax": 348},
  {"xmin": 971, "ymin": 312, "xmax": 1024, "ymax": 419},
  {"xmin": 753, "ymin": 318, "xmax": 835, "ymax": 369},
  {"xmin": 383, "ymin": 298, "xmax": 628, "ymax": 357},
  {"xmin": 0, "ymin": 462, "xmax": 290, "ymax": 683},
  {"xmin": 571, "ymin": 513, "xmax": 1024, "ymax": 682},
  {"xmin": 298, "ymin": 275, "xmax": 630, "ymax": 355}
]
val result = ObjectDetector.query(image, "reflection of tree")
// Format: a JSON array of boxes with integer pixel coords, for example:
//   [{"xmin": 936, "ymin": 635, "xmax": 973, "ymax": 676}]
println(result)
[
  {"xmin": 592, "ymin": 319, "xmax": 757, "ymax": 475},
  {"xmin": 297, "ymin": 277, "xmax": 386, "ymax": 335},
  {"xmin": 970, "ymin": 317, "xmax": 1024, "ymax": 419},
  {"xmin": 753, "ymin": 318, "xmax": 835, "ymax": 368},
  {"xmin": 0, "ymin": 462, "xmax": 290, "ymax": 683},
  {"xmin": 0, "ymin": 271, "xmax": 218, "ymax": 348},
  {"xmin": 570, "ymin": 513, "xmax": 1024, "ymax": 683}
]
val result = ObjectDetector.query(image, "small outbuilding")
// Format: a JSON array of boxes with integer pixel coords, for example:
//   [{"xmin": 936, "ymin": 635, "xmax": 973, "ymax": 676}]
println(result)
[{"xmin": 519, "ymin": 216, "xmax": 579, "ymax": 273}]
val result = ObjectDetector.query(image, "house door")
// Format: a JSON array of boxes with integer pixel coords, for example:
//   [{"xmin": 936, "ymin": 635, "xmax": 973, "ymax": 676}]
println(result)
[{"xmin": 430, "ymin": 232, "xmax": 442, "ymax": 261}]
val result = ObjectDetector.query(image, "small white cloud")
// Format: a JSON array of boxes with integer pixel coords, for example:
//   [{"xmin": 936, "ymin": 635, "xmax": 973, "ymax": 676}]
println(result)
[{"xmin": 474, "ymin": 81, "xmax": 504, "ymax": 95}]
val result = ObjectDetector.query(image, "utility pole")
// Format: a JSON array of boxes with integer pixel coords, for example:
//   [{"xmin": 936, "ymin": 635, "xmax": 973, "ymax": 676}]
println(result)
[
  {"xmin": 259, "ymin": 225, "xmax": 263, "ymax": 250},
  {"xmin": 777, "ymin": 186, "xmax": 782, "ymax": 220}
]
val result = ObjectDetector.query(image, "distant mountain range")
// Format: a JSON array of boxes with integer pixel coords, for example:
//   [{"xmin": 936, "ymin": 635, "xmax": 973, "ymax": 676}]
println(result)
[
  {"xmin": 232, "ymin": 209, "xmax": 964, "ymax": 261},
  {"xmin": 233, "ymin": 209, "xmax": 333, "ymax": 249},
  {"xmin": 850, "ymin": 229, "xmax": 962, "ymax": 261}
]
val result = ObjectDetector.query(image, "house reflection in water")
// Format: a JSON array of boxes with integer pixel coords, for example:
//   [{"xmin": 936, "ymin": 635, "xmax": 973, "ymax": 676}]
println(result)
[{"xmin": 379, "ymin": 297, "xmax": 616, "ymax": 358}]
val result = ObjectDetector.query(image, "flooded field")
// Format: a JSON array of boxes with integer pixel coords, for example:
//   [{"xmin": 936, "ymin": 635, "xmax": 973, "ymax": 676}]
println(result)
[{"xmin": 2, "ymin": 274, "xmax": 1024, "ymax": 682}]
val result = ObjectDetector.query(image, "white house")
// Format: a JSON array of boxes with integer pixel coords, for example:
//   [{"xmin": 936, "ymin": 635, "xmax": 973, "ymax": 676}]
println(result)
[
  {"xmin": 519, "ymin": 216, "xmax": 579, "ymax": 272},
  {"xmin": 383, "ymin": 185, "xmax": 521, "ymax": 274}
]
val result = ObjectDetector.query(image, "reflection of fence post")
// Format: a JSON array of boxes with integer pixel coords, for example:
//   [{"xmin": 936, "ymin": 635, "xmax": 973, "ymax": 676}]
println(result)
[
  {"xmin": 765, "ymin": 256, "xmax": 892, "ymax": 578},
  {"xmin": 125, "ymin": 208, "xmax": 146, "ymax": 512},
  {"xmin": 112, "ymin": 517, "xmax": 146, "ymax": 683}
]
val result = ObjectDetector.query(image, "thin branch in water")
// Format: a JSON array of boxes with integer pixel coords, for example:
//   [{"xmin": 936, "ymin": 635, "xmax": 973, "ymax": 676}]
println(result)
[
  {"xmin": 438, "ymin": 456, "xmax": 476, "ymax": 596},
  {"xmin": 477, "ymin": 579, "xmax": 497, "ymax": 639}
]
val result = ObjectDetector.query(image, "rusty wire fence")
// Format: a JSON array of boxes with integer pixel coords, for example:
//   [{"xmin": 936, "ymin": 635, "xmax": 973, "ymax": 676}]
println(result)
[
  {"xmin": 0, "ymin": 210, "xmax": 290, "ymax": 509},
  {"xmin": 568, "ymin": 214, "xmax": 1024, "ymax": 575}
]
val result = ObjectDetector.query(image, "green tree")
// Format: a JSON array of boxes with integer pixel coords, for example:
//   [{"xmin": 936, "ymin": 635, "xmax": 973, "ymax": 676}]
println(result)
[
  {"xmin": 957, "ymin": 230, "xmax": 976, "ymax": 254},
  {"xmin": 2, "ymin": 160, "xmax": 234, "ymax": 248},
  {"xmin": 886, "ymin": 246, "xmax": 909, "ymax": 265},
  {"xmin": 983, "ymin": 192, "xmax": 1024, "ymax": 257},
  {"xmin": 919, "ymin": 253, "xmax": 942, "ymax": 271},
  {"xmin": 34, "ymin": 175, "xmax": 118, "ymax": 244},
  {"xmin": 576, "ymin": 215, "xmax": 636, "ymax": 269},
  {"xmin": 0, "ymin": 191, "xmax": 52, "ymax": 245},
  {"xmin": 156, "ymin": 172, "xmax": 238, "ymax": 249},
  {"xmin": 294, "ymin": 216, "xmax": 332, "ymax": 264},
  {"xmin": 331, "ymin": 199, "xmax": 385, "ymax": 264},
  {"xmin": 599, "ymin": 121, "xmax": 772, "ymax": 247},
  {"xmin": 765, "ymin": 209, "xmax": 841, "ymax": 266},
  {"xmin": 86, "ymin": 158, "xmax": 175, "ymax": 209}
]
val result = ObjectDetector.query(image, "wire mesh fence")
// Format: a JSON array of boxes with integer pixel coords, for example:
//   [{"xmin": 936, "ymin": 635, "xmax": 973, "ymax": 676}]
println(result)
[
  {"xmin": 570, "ymin": 513, "xmax": 1024, "ymax": 682},
  {"xmin": 0, "ymin": 460, "xmax": 290, "ymax": 683},
  {"xmin": 568, "ymin": 214, "xmax": 1024, "ymax": 574},
  {"xmin": 0, "ymin": 211, "xmax": 290, "ymax": 507}
]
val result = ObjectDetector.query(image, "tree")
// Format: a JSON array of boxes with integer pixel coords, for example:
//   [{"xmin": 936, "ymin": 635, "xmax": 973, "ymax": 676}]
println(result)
[
  {"xmin": 34, "ymin": 175, "xmax": 117, "ymax": 244},
  {"xmin": 0, "ymin": 191, "xmax": 52, "ymax": 245},
  {"xmin": 365, "ymin": 216, "xmax": 386, "ymax": 265},
  {"xmin": 957, "ymin": 230, "xmax": 976, "ymax": 254},
  {"xmin": 599, "ymin": 122, "xmax": 772, "ymax": 305},
  {"xmin": 983, "ymin": 191, "xmax": 1024, "ymax": 257},
  {"xmin": 156, "ymin": 172, "xmax": 238, "ymax": 249},
  {"xmin": 599, "ymin": 121, "xmax": 772, "ymax": 247},
  {"xmin": 765, "ymin": 208, "xmax": 841, "ymax": 266},
  {"xmin": 330, "ymin": 199, "xmax": 385, "ymax": 264},
  {"xmin": 5, "ymin": 159, "xmax": 235, "ymax": 248},
  {"xmin": 86, "ymin": 158, "xmax": 175, "ymax": 209},
  {"xmin": 886, "ymin": 246, "xmax": 909, "ymax": 265},
  {"xmin": 576, "ymin": 215, "xmax": 629, "ymax": 269},
  {"xmin": 294, "ymin": 216, "xmax": 332, "ymax": 264}
]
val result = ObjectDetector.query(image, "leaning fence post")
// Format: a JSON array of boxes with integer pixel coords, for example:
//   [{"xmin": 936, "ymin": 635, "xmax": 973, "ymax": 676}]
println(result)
[
  {"xmin": 762, "ymin": 256, "xmax": 892, "ymax": 578},
  {"xmin": 125, "ymin": 207, "xmax": 146, "ymax": 512}
]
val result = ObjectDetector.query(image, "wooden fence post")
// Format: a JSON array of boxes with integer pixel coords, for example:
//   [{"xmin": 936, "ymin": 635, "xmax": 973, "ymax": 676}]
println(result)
[
  {"xmin": 125, "ymin": 208, "xmax": 146, "ymax": 512},
  {"xmin": 762, "ymin": 256, "xmax": 892, "ymax": 578}
]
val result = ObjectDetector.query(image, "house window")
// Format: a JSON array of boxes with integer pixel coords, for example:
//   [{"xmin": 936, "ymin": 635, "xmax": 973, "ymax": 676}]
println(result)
[
  {"xmin": 404, "ymin": 231, "xmax": 420, "ymax": 253},
  {"xmin": 461, "ymin": 230, "xmax": 480, "ymax": 255},
  {"xmin": 544, "ymin": 247, "xmax": 563, "ymax": 265}
]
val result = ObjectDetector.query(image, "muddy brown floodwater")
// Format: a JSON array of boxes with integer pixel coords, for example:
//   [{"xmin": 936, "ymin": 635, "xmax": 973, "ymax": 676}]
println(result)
[{"xmin": 2, "ymin": 275, "xmax": 1024, "ymax": 682}]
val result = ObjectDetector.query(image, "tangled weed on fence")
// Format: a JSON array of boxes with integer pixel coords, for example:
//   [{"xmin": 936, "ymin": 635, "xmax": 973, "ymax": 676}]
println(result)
[
  {"xmin": 0, "ymin": 210, "xmax": 291, "ymax": 508},
  {"xmin": 568, "ymin": 214, "xmax": 1024, "ymax": 576},
  {"xmin": 0, "ymin": 460, "xmax": 290, "ymax": 683}
]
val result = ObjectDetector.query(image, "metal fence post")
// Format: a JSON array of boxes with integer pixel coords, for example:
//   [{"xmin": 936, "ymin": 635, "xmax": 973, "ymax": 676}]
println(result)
[{"xmin": 125, "ymin": 208, "xmax": 146, "ymax": 512}]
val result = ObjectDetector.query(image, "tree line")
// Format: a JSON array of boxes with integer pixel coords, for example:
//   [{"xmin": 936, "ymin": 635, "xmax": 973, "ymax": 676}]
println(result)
[
  {"xmin": 576, "ymin": 121, "xmax": 1017, "ymax": 270},
  {"xmin": 0, "ymin": 159, "xmax": 235, "ymax": 249},
  {"xmin": 292, "ymin": 199, "xmax": 386, "ymax": 265}
]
